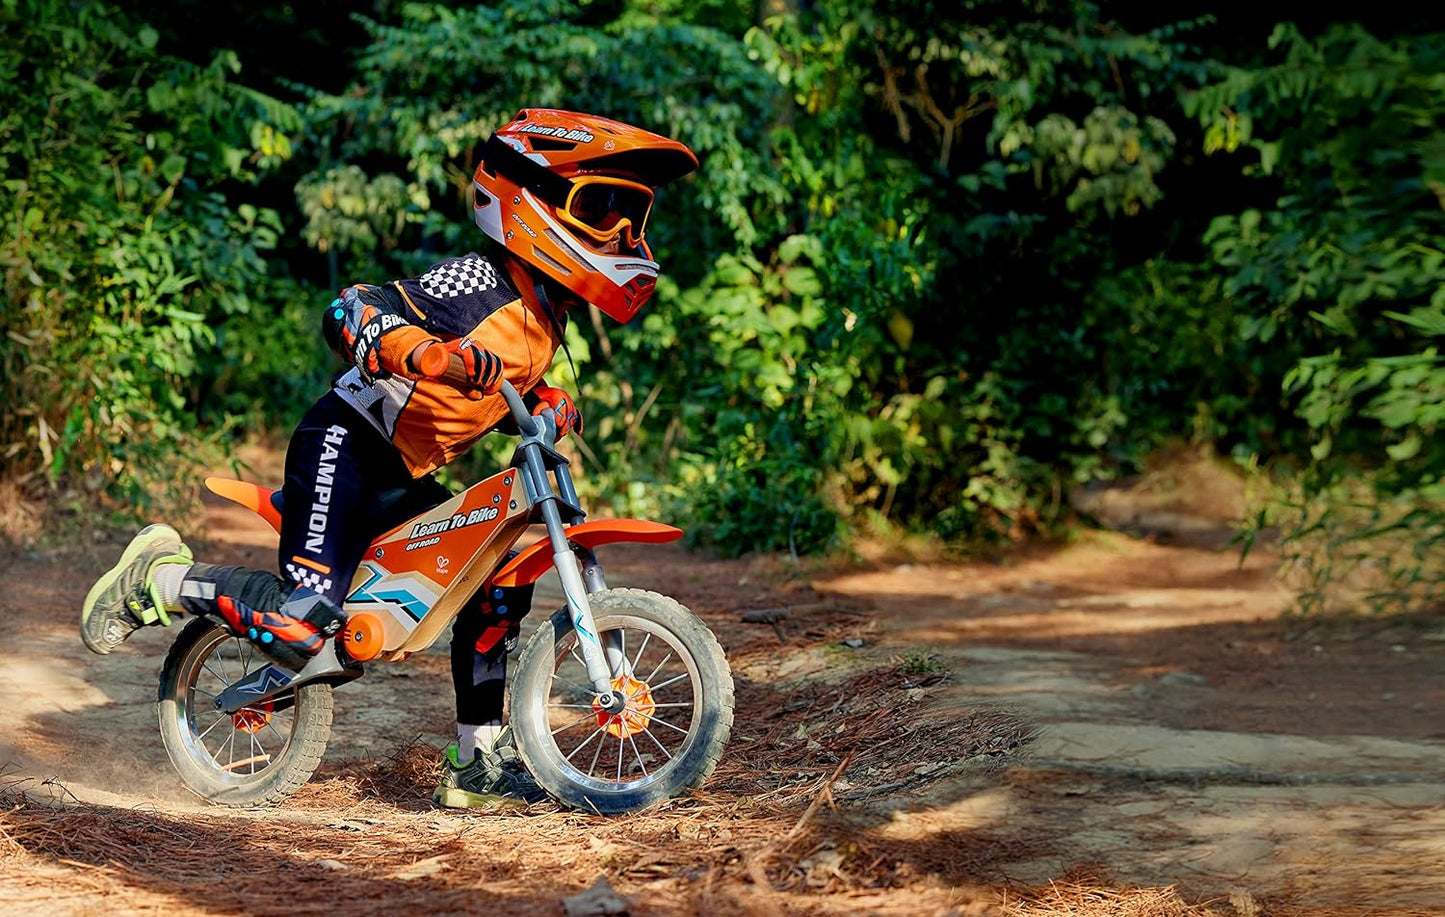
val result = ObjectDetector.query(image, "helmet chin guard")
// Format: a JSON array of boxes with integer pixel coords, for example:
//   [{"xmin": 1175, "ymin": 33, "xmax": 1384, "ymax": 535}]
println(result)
[{"xmin": 471, "ymin": 109, "xmax": 697, "ymax": 323}]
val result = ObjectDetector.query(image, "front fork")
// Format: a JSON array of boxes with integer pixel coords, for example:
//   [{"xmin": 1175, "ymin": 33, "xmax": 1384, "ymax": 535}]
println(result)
[
  {"xmin": 582, "ymin": 550, "xmax": 630, "ymax": 676},
  {"xmin": 524, "ymin": 442, "xmax": 629, "ymax": 715}
]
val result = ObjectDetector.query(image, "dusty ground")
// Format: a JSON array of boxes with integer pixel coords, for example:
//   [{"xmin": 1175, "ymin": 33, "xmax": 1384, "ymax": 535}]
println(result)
[{"xmin": 1, "ymin": 459, "xmax": 1442, "ymax": 916}]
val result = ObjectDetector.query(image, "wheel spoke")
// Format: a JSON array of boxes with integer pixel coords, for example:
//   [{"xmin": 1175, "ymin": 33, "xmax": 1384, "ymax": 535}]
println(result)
[
  {"xmin": 550, "ymin": 674, "xmax": 597, "ymax": 697},
  {"xmin": 263, "ymin": 718, "xmax": 289, "ymax": 748},
  {"xmin": 197, "ymin": 714, "xmax": 228, "ymax": 742},
  {"xmin": 646, "ymin": 672, "xmax": 690, "ymax": 693},
  {"xmin": 647, "ymin": 702, "xmax": 695, "ymax": 709},
  {"xmin": 546, "ymin": 703, "xmax": 597, "ymax": 710},
  {"xmin": 644, "ymin": 651, "xmax": 674, "ymax": 683},
  {"xmin": 212, "ymin": 724, "xmax": 234, "ymax": 766},
  {"xmin": 625, "ymin": 730, "xmax": 648, "ymax": 778},
  {"xmin": 642, "ymin": 726, "xmax": 674, "ymax": 761},
  {"xmin": 227, "ymin": 638, "xmax": 245, "ymax": 683},
  {"xmin": 550, "ymin": 711, "xmax": 596, "ymax": 736},
  {"xmin": 615, "ymin": 731, "xmax": 624, "ymax": 782},
  {"xmin": 210, "ymin": 730, "xmax": 227, "ymax": 763},
  {"xmin": 643, "ymin": 712, "xmax": 692, "ymax": 736},
  {"xmin": 630, "ymin": 632, "xmax": 651, "ymax": 674},
  {"xmin": 587, "ymin": 728, "xmax": 606, "ymax": 777},
  {"xmin": 201, "ymin": 662, "xmax": 228, "ymax": 685},
  {"xmin": 565, "ymin": 725, "xmax": 607, "ymax": 762}
]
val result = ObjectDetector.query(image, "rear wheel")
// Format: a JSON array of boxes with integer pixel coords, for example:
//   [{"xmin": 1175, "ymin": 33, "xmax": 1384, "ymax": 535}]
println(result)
[
  {"xmin": 510, "ymin": 588, "xmax": 734, "ymax": 814},
  {"xmin": 157, "ymin": 617, "xmax": 333, "ymax": 806}
]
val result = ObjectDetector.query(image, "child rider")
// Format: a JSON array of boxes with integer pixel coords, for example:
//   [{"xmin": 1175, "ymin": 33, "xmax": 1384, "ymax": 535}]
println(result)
[{"xmin": 78, "ymin": 108, "xmax": 698, "ymax": 809}]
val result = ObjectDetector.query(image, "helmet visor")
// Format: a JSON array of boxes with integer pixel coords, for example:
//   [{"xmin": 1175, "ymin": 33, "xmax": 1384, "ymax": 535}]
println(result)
[{"xmin": 562, "ymin": 178, "xmax": 654, "ymax": 249}]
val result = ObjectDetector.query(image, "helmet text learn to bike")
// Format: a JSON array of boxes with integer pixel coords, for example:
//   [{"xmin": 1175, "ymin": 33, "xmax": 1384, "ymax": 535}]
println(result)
[{"xmin": 472, "ymin": 108, "xmax": 698, "ymax": 324}]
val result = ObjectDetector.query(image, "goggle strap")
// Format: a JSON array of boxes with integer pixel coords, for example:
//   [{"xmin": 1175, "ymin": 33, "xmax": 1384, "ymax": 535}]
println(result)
[
  {"xmin": 483, "ymin": 134, "xmax": 652, "ymax": 247},
  {"xmin": 480, "ymin": 134, "xmax": 573, "ymax": 207}
]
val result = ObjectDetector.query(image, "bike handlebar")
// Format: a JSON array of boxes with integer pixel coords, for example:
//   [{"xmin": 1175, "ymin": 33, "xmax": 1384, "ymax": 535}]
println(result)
[
  {"xmin": 498, "ymin": 379, "xmax": 542, "ymax": 438},
  {"xmin": 411, "ymin": 347, "xmax": 505, "ymax": 397},
  {"xmin": 404, "ymin": 344, "xmax": 548, "ymax": 440}
]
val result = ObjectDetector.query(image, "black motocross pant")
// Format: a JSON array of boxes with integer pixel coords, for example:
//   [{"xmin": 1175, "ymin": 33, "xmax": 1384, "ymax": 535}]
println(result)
[{"xmin": 180, "ymin": 390, "xmax": 532, "ymax": 724}]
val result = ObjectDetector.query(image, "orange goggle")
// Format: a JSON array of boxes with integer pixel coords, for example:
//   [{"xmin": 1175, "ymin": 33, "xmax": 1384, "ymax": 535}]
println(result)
[
  {"xmin": 481, "ymin": 133, "xmax": 656, "ymax": 250},
  {"xmin": 558, "ymin": 177, "xmax": 654, "ymax": 250}
]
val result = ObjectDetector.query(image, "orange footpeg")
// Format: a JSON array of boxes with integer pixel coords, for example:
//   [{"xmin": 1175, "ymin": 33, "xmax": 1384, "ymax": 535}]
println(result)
[{"xmin": 339, "ymin": 613, "xmax": 385, "ymax": 662}]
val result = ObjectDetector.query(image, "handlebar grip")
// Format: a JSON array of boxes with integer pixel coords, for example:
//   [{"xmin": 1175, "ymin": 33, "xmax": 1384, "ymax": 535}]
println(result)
[
  {"xmin": 407, "ymin": 342, "xmax": 500, "ymax": 398},
  {"xmin": 416, "ymin": 342, "xmax": 449, "ymax": 379}
]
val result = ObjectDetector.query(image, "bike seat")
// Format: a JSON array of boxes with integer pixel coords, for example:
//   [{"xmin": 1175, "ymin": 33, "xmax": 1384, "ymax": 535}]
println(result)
[{"xmin": 207, "ymin": 479, "xmax": 445, "ymax": 537}]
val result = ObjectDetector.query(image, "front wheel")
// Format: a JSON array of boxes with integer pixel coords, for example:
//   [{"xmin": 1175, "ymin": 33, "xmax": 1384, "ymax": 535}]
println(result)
[
  {"xmin": 157, "ymin": 617, "xmax": 334, "ymax": 806},
  {"xmin": 510, "ymin": 588, "xmax": 734, "ymax": 814}
]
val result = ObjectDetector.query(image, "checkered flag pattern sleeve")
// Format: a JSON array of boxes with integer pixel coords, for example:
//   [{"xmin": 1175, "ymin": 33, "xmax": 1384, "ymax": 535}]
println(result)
[
  {"xmin": 286, "ymin": 562, "xmax": 334, "ymax": 596},
  {"xmin": 418, "ymin": 256, "xmax": 499, "ymax": 299}
]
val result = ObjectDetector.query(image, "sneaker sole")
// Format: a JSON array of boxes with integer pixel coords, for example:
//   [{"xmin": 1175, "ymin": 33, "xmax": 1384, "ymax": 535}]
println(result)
[
  {"xmin": 432, "ymin": 786, "xmax": 528, "ymax": 811},
  {"xmin": 80, "ymin": 525, "xmax": 184, "ymax": 655}
]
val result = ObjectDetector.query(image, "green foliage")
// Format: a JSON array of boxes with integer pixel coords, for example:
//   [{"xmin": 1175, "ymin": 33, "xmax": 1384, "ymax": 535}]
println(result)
[
  {"xmin": 297, "ymin": 167, "xmax": 428, "ymax": 260},
  {"xmin": 0, "ymin": 0, "xmax": 322, "ymax": 510},
  {"xmin": 894, "ymin": 650, "xmax": 945, "ymax": 680},
  {"xmin": 1190, "ymin": 24, "xmax": 1445, "ymax": 613},
  {"xmin": 1013, "ymin": 107, "xmax": 1177, "ymax": 217},
  {"xmin": 6, "ymin": 0, "xmax": 1441, "ymax": 618},
  {"xmin": 1273, "ymin": 483, "xmax": 1445, "ymax": 617}
]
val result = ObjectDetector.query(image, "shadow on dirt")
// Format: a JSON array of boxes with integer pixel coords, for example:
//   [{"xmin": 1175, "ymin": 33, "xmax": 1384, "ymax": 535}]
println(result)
[
  {"xmin": 0, "ymin": 788, "xmax": 576, "ymax": 916},
  {"xmin": 9, "ymin": 525, "xmax": 1445, "ymax": 914}
]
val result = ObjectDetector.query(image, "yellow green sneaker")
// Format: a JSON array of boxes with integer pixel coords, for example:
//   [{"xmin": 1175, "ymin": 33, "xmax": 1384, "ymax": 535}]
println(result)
[
  {"xmin": 432, "ymin": 730, "xmax": 548, "ymax": 809},
  {"xmin": 80, "ymin": 523, "xmax": 193, "ymax": 654}
]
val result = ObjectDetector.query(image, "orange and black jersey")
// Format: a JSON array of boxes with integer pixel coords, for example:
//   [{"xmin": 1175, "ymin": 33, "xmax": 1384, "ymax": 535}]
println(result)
[{"xmin": 328, "ymin": 251, "xmax": 565, "ymax": 478}]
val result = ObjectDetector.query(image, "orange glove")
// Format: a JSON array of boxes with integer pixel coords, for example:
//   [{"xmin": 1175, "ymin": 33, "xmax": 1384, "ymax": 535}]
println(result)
[
  {"xmin": 325, "ymin": 286, "xmax": 414, "ymax": 383},
  {"xmin": 342, "ymin": 304, "xmax": 398, "ymax": 381},
  {"xmin": 531, "ymin": 385, "xmax": 582, "ymax": 438},
  {"xmin": 409, "ymin": 338, "xmax": 504, "ymax": 394}
]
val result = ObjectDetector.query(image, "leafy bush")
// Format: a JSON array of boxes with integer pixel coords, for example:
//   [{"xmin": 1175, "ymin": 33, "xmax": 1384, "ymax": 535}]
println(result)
[
  {"xmin": 6, "ymin": 0, "xmax": 1441, "ymax": 615},
  {"xmin": 0, "ymin": 0, "xmax": 317, "ymax": 512},
  {"xmin": 1190, "ymin": 24, "xmax": 1445, "ymax": 612}
]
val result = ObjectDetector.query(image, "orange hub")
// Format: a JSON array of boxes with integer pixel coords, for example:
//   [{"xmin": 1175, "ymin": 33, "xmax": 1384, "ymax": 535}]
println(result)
[
  {"xmin": 232, "ymin": 700, "xmax": 274, "ymax": 734},
  {"xmin": 592, "ymin": 673, "xmax": 656, "ymax": 739}
]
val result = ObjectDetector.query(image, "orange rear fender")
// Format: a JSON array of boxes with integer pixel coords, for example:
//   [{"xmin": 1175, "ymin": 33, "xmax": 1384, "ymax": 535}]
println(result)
[
  {"xmin": 204, "ymin": 477, "xmax": 283, "ymax": 534},
  {"xmin": 490, "ymin": 519, "xmax": 683, "ymax": 588}
]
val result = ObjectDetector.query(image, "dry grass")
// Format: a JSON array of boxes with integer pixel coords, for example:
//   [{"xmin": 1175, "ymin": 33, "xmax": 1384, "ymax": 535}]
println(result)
[
  {"xmin": 0, "ymin": 479, "xmax": 46, "ymax": 548},
  {"xmin": 0, "ymin": 647, "xmax": 1047, "ymax": 914},
  {"xmin": 0, "ymin": 607, "xmax": 1253, "ymax": 917},
  {"xmin": 292, "ymin": 735, "xmax": 444, "ymax": 812},
  {"xmin": 999, "ymin": 868, "xmax": 1226, "ymax": 917}
]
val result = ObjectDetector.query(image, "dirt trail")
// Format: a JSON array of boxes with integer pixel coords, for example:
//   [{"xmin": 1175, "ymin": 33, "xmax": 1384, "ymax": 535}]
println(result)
[
  {"xmin": 813, "ymin": 538, "xmax": 1445, "ymax": 912},
  {"xmin": 1, "ymin": 477, "xmax": 1442, "ymax": 915}
]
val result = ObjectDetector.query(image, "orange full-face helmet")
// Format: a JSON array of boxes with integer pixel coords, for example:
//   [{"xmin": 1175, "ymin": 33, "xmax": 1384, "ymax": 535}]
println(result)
[{"xmin": 472, "ymin": 109, "xmax": 699, "ymax": 322}]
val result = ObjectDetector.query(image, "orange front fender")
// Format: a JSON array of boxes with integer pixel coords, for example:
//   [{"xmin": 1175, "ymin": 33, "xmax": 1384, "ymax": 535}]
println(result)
[
  {"xmin": 490, "ymin": 519, "xmax": 683, "ymax": 588},
  {"xmin": 204, "ymin": 477, "xmax": 283, "ymax": 533}
]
